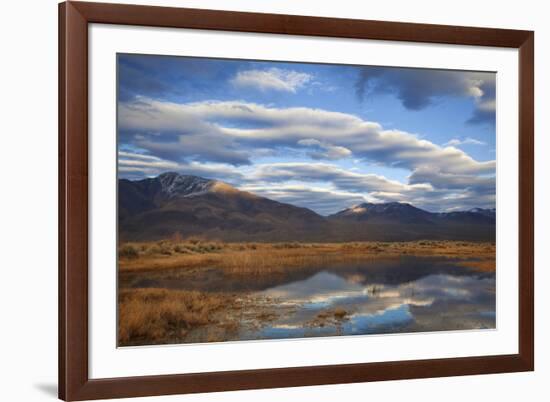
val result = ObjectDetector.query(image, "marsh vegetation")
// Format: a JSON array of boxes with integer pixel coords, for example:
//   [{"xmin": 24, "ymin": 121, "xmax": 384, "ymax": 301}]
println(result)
[{"xmin": 118, "ymin": 239, "xmax": 495, "ymax": 346}]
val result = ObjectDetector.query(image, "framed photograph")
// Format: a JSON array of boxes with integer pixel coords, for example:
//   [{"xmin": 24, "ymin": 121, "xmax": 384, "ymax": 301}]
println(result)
[{"xmin": 59, "ymin": 1, "xmax": 534, "ymax": 400}]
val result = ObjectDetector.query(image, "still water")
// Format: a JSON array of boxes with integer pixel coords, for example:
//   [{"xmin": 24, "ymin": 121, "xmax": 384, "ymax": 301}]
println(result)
[{"xmin": 238, "ymin": 256, "xmax": 495, "ymax": 340}]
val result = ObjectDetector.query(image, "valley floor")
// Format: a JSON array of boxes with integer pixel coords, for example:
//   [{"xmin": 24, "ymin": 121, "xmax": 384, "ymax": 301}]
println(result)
[{"xmin": 117, "ymin": 240, "xmax": 495, "ymax": 346}]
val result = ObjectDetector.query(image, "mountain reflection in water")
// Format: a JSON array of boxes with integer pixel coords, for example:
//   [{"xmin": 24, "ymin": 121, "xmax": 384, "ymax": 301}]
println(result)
[{"xmin": 237, "ymin": 257, "xmax": 495, "ymax": 340}]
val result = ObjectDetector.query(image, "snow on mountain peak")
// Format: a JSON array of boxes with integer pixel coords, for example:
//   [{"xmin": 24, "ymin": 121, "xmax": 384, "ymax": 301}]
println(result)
[{"xmin": 157, "ymin": 172, "xmax": 217, "ymax": 198}]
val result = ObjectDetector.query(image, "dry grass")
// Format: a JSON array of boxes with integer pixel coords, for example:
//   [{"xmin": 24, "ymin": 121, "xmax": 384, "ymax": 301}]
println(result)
[
  {"xmin": 117, "ymin": 239, "xmax": 495, "ymax": 345},
  {"xmin": 118, "ymin": 288, "xmax": 236, "ymax": 346},
  {"xmin": 307, "ymin": 308, "xmax": 351, "ymax": 328},
  {"xmin": 118, "ymin": 240, "xmax": 496, "ymax": 275}
]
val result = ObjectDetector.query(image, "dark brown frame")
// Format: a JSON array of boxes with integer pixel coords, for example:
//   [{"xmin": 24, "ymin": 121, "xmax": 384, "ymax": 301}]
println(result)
[{"xmin": 59, "ymin": 1, "xmax": 534, "ymax": 400}]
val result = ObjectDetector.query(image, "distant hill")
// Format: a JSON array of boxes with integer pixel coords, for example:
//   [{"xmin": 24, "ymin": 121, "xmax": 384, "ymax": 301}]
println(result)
[
  {"xmin": 119, "ymin": 173, "xmax": 496, "ymax": 242},
  {"xmin": 329, "ymin": 202, "xmax": 434, "ymax": 224},
  {"xmin": 328, "ymin": 202, "xmax": 495, "ymax": 242},
  {"xmin": 330, "ymin": 202, "xmax": 496, "ymax": 225}
]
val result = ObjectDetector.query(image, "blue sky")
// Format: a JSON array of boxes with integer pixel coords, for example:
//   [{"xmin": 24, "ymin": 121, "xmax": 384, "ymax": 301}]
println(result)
[{"xmin": 117, "ymin": 53, "xmax": 496, "ymax": 215}]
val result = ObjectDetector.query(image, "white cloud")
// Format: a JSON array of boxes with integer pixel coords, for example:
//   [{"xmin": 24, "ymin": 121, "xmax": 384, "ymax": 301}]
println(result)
[
  {"xmin": 240, "ymin": 184, "xmax": 370, "ymax": 216},
  {"xmin": 465, "ymin": 78, "xmax": 485, "ymax": 99},
  {"xmin": 120, "ymin": 98, "xmax": 495, "ymax": 176},
  {"xmin": 118, "ymin": 151, "xmax": 163, "ymax": 161},
  {"xmin": 118, "ymin": 151, "xmax": 244, "ymax": 183},
  {"xmin": 230, "ymin": 68, "xmax": 312, "ymax": 93},
  {"xmin": 443, "ymin": 137, "xmax": 486, "ymax": 147},
  {"xmin": 244, "ymin": 162, "xmax": 496, "ymax": 212},
  {"xmin": 252, "ymin": 162, "xmax": 431, "ymax": 195},
  {"xmin": 408, "ymin": 167, "xmax": 495, "ymax": 192},
  {"xmin": 477, "ymin": 99, "xmax": 496, "ymax": 112},
  {"xmin": 118, "ymin": 100, "xmax": 251, "ymax": 165},
  {"xmin": 297, "ymin": 139, "xmax": 352, "ymax": 160},
  {"xmin": 118, "ymin": 98, "xmax": 496, "ymax": 212}
]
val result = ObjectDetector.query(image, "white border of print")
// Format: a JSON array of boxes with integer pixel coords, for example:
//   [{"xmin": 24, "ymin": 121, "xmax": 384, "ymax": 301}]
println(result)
[{"xmin": 89, "ymin": 23, "xmax": 518, "ymax": 379}]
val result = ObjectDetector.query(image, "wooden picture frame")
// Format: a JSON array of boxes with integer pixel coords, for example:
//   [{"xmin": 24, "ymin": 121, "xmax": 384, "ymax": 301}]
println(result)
[{"xmin": 59, "ymin": 1, "xmax": 534, "ymax": 400}]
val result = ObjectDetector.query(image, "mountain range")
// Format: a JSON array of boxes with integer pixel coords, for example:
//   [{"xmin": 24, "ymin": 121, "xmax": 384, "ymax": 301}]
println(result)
[{"xmin": 118, "ymin": 172, "xmax": 496, "ymax": 242}]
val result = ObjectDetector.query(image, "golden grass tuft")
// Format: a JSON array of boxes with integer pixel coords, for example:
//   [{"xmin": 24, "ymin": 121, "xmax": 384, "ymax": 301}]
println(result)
[{"xmin": 118, "ymin": 288, "xmax": 234, "ymax": 346}]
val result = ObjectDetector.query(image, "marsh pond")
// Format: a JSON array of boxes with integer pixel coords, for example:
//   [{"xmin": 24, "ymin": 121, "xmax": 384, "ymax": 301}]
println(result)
[{"xmin": 117, "ymin": 241, "xmax": 495, "ymax": 346}]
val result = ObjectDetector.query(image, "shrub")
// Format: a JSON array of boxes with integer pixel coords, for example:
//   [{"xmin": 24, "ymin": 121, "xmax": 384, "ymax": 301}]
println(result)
[
  {"xmin": 159, "ymin": 245, "xmax": 173, "ymax": 255},
  {"xmin": 173, "ymin": 245, "xmax": 188, "ymax": 254},
  {"xmin": 333, "ymin": 308, "xmax": 348, "ymax": 319},
  {"xmin": 119, "ymin": 244, "xmax": 139, "ymax": 259},
  {"xmin": 186, "ymin": 236, "xmax": 202, "ymax": 245}
]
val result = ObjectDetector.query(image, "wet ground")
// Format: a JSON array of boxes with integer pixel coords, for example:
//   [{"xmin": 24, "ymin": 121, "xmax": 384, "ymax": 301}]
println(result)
[{"xmin": 122, "ymin": 255, "xmax": 495, "ymax": 343}]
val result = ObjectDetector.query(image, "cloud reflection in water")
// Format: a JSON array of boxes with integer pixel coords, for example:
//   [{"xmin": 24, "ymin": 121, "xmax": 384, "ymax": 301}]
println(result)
[{"xmin": 243, "ymin": 262, "xmax": 495, "ymax": 340}]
